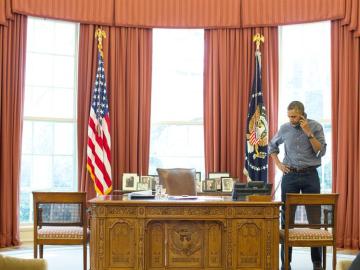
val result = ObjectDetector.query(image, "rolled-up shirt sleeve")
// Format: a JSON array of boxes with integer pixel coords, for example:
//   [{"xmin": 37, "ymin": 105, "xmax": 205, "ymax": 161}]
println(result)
[
  {"xmin": 314, "ymin": 124, "xmax": 327, "ymax": 157},
  {"xmin": 268, "ymin": 128, "xmax": 283, "ymax": 155}
]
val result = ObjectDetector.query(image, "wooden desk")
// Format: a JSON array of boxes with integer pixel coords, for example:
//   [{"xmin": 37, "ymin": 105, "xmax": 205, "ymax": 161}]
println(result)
[{"xmin": 89, "ymin": 195, "xmax": 280, "ymax": 270}]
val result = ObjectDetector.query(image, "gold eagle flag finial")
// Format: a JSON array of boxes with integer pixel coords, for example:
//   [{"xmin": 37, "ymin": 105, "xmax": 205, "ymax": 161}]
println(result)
[
  {"xmin": 253, "ymin": 33, "xmax": 264, "ymax": 51},
  {"xmin": 95, "ymin": 28, "xmax": 106, "ymax": 57}
]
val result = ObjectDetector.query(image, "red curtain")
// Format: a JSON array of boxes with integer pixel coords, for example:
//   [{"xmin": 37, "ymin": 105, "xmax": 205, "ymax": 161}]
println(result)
[
  {"xmin": 204, "ymin": 27, "xmax": 278, "ymax": 183},
  {"xmin": 331, "ymin": 20, "xmax": 360, "ymax": 249},
  {"xmin": 78, "ymin": 25, "xmax": 152, "ymax": 198},
  {"xmin": 0, "ymin": 14, "xmax": 27, "ymax": 248}
]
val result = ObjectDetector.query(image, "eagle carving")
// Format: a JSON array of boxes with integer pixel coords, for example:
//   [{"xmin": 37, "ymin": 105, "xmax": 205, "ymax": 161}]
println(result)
[{"xmin": 169, "ymin": 223, "xmax": 201, "ymax": 256}]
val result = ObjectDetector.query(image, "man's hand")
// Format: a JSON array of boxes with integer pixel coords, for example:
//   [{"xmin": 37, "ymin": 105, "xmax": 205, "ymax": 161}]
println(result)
[
  {"xmin": 276, "ymin": 162, "xmax": 290, "ymax": 174},
  {"xmin": 271, "ymin": 153, "xmax": 290, "ymax": 174},
  {"xmin": 299, "ymin": 115, "xmax": 312, "ymax": 136}
]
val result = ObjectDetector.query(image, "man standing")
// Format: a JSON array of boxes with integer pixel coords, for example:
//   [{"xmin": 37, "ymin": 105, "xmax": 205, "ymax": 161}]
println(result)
[{"xmin": 268, "ymin": 101, "xmax": 327, "ymax": 270}]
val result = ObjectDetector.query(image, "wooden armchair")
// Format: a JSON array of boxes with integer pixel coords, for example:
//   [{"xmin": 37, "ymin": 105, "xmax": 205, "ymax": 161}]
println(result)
[
  {"xmin": 280, "ymin": 193, "xmax": 339, "ymax": 270},
  {"xmin": 33, "ymin": 192, "xmax": 89, "ymax": 270}
]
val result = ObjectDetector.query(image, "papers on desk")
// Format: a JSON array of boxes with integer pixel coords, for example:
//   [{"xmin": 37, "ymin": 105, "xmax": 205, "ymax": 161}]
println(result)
[
  {"xmin": 128, "ymin": 190, "xmax": 155, "ymax": 199},
  {"xmin": 168, "ymin": 195, "xmax": 198, "ymax": 200}
]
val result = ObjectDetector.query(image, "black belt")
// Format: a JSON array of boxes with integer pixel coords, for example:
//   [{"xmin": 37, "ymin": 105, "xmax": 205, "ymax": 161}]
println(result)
[{"xmin": 288, "ymin": 166, "xmax": 317, "ymax": 173}]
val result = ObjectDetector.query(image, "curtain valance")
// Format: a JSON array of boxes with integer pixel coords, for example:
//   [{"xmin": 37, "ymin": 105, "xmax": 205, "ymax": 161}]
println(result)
[
  {"xmin": 12, "ymin": 0, "xmax": 114, "ymax": 25},
  {"xmin": 114, "ymin": 0, "xmax": 242, "ymax": 28},
  {"xmin": 341, "ymin": 0, "xmax": 360, "ymax": 37},
  {"xmin": 0, "ymin": 0, "xmax": 12, "ymax": 25},
  {"xmin": 241, "ymin": 0, "xmax": 345, "ymax": 27},
  {"xmin": 0, "ymin": 0, "xmax": 5, "ymax": 25},
  {"xmin": 7, "ymin": 0, "xmax": 353, "ymax": 29}
]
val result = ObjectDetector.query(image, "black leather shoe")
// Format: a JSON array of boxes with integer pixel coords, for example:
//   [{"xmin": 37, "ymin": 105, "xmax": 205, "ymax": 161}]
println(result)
[{"xmin": 313, "ymin": 262, "xmax": 323, "ymax": 270}]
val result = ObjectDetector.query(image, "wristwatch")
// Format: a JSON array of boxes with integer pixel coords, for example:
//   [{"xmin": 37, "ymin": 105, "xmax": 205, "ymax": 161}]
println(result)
[{"xmin": 307, "ymin": 134, "xmax": 315, "ymax": 139}]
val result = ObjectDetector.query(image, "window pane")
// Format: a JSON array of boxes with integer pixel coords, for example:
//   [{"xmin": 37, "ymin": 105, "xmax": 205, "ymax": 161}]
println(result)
[
  {"xmin": 24, "ymin": 86, "xmax": 52, "ymax": 117},
  {"xmin": 33, "ymin": 121, "xmax": 53, "ymax": 155},
  {"xmin": 151, "ymin": 125, "xmax": 204, "ymax": 157},
  {"xmin": 22, "ymin": 121, "xmax": 33, "ymax": 154},
  {"xmin": 53, "ymin": 156, "xmax": 74, "ymax": 189},
  {"xmin": 52, "ymin": 88, "xmax": 75, "ymax": 118},
  {"xmin": 20, "ymin": 191, "xmax": 31, "ymax": 223},
  {"xmin": 32, "ymin": 155, "xmax": 53, "ymax": 189},
  {"xmin": 25, "ymin": 53, "xmax": 53, "ymax": 86},
  {"xmin": 151, "ymin": 29, "xmax": 204, "ymax": 123},
  {"xmin": 149, "ymin": 29, "xmax": 205, "ymax": 175},
  {"xmin": 54, "ymin": 22, "xmax": 77, "ymax": 55},
  {"xmin": 54, "ymin": 123, "xmax": 74, "ymax": 155},
  {"xmin": 20, "ymin": 17, "xmax": 78, "ymax": 224},
  {"xmin": 20, "ymin": 155, "xmax": 32, "ymax": 188},
  {"xmin": 53, "ymin": 56, "xmax": 75, "ymax": 88}
]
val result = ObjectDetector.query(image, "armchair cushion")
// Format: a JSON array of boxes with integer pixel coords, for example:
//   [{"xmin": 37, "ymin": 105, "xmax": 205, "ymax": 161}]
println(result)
[
  {"xmin": 38, "ymin": 226, "xmax": 90, "ymax": 240},
  {"xmin": 280, "ymin": 228, "xmax": 333, "ymax": 241},
  {"xmin": 0, "ymin": 254, "xmax": 47, "ymax": 270},
  {"xmin": 336, "ymin": 260, "xmax": 353, "ymax": 270}
]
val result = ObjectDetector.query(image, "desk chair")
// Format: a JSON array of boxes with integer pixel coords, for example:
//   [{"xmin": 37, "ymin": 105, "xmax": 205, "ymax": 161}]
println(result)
[
  {"xmin": 157, "ymin": 168, "xmax": 197, "ymax": 195},
  {"xmin": 280, "ymin": 193, "xmax": 339, "ymax": 270},
  {"xmin": 33, "ymin": 192, "xmax": 89, "ymax": 270}
]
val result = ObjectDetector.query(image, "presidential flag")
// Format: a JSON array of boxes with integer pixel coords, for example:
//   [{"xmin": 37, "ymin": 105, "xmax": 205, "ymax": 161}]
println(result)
[
  {"xmin": 87, "ymin": 51, "xmax": 112, "ymax": 195},
  {"xmin": 244, "ymin": 50, "xmax": 268, "ymax": 182}
]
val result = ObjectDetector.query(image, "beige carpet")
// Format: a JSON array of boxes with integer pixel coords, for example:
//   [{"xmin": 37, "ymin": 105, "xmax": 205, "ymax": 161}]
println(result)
[{"xmin": 0, "ymin": 245, "xmax": 356, "ymax": 270}]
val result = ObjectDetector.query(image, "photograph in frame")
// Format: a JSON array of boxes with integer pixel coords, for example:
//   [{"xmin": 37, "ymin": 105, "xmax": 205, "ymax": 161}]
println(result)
[
  {"xmin": 195, "ymin": 171, "xmax": 201, "ymax": 182},
  {"xmin": 208, "ymin": 172, "xmax": 230, "ymax": 191},
  {"xmin": 221, "ymin": 177, "xmax": 234, "ymax": 192},
  {"xmin": 149, "ymin": 175, "xmax": 159, "ymax": 190},
  {"xmin": 122, "ymin": 173, "xmax": 139, "ymax": 191},
  {"xmin": 138, "ymin": 175, "xmax": 153, "ymax": 190},
  {"xmin": 204, "ymin": 179, "xmax": 217, "ymax": 192}
]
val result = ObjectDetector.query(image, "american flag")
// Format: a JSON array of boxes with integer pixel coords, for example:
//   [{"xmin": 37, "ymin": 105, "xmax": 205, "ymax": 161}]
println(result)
[{"xmin": 87, "ymin": 52, "xmax": 112, "ymax": 195}]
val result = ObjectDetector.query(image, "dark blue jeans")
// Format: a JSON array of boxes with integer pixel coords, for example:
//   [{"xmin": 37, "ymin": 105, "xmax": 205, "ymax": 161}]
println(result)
[{"xmin": 281, "ymin": 168, "xmax": 322, "ymax": 268}]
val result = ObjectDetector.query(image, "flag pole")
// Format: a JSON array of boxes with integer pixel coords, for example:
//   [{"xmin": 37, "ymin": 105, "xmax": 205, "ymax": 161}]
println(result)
[
  {"xmin": 252, "ymin": 33, "xmax": 264, "ymax": 117},
  {"xmin": 87, "ymin": 27, "xmax": 112, "ymax": 196},
  {"xmin": 244, "ymin": 33, "xmax": 268, "ymax": 182}
]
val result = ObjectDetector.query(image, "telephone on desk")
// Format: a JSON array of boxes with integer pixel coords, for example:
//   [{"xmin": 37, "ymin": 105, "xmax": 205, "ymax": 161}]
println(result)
[{"xmin": 232, "ymin": 181, "xmax": 272, "ymax": 201}]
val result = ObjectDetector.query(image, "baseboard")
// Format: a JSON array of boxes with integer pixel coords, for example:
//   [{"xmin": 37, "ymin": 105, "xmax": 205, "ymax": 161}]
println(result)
[{"xmin": 20, "ymin": 225, "xmax": 33, "ymax": 244}]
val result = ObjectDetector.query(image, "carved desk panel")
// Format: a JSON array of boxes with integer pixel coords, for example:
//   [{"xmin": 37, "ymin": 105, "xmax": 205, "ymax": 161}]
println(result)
[{"xmin": 89, "ymin": 195, "xmax": 281, "ymax": 270}]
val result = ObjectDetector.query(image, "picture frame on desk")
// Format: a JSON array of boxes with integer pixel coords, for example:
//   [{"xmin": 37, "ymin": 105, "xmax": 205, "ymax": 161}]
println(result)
[
  {"xmin": 203, "ymin": 179, "xmax": 217, "ymax": 192},
  {"xmin": 137, "ymin": 182, "xmax": 149, "ymax": 190},
  {"xmin": 122, "ymin": 173, "xmax": 139, "ymax": 191},
  {"xmin": 208, "ymin": 172, "xmax": 230, "ymax": 191},
  {"xmin": 148, "ymin": 175, "xmax": 159, "ymax": 190},
  {"xmin": 138, "ymin": 175, "xmax": 152, "ymax": 190},
  {"xmin": 221, "ymin": 177, "xmax": 234, "ymax": 192},
  {"xmin": 195, "ymin": 171, "xmax": 201, "ymax": 182}
]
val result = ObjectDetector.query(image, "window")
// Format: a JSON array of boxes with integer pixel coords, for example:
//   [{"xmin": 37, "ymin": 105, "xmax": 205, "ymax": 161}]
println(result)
[
  {"xmin": 149, "ymin": 29, "xmax": 205, "ymax": 176},
  {"xmin": 20, "ymin": 18, "xmax": 79, "ymax": 224},
  {"xmin": 276, "ymin": 21, "xmax": 332, "ymax": 200}
]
